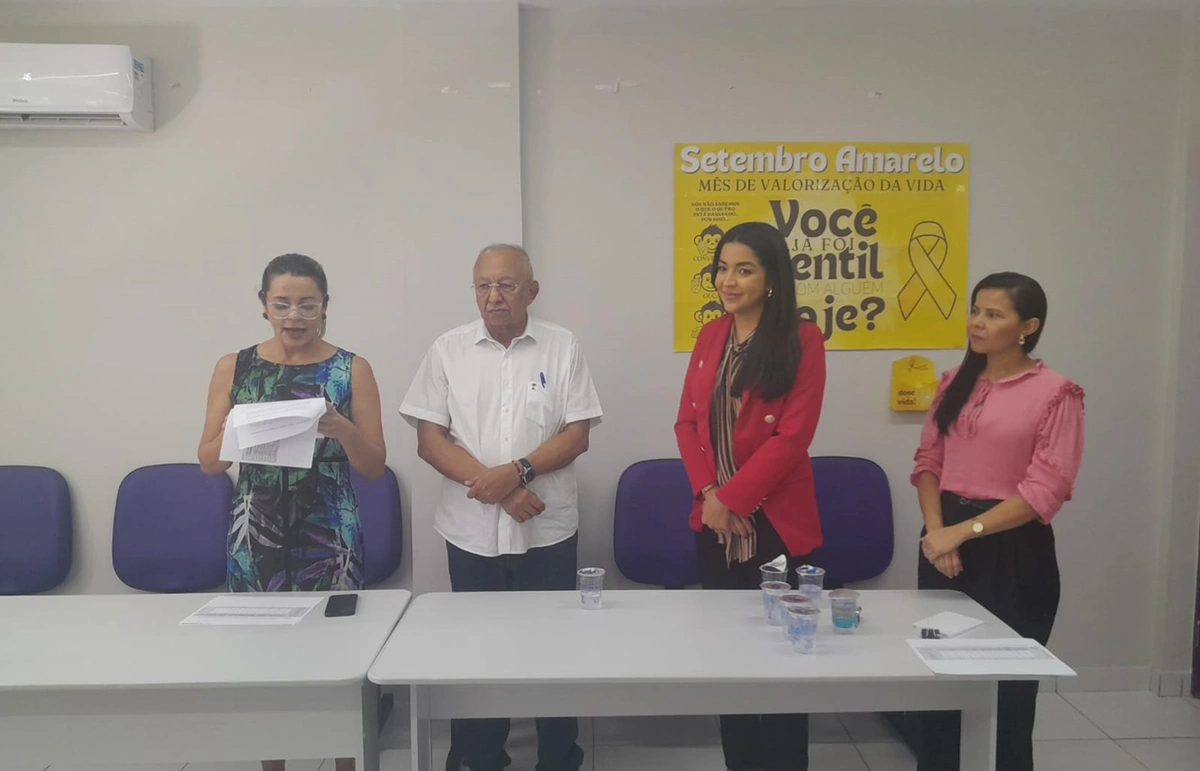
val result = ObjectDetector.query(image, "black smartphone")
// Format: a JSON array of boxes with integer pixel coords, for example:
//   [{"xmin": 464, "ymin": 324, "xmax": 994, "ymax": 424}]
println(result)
[{"xmin": 324, "ymin": 593, "xmax": 359, "ymax": 617}]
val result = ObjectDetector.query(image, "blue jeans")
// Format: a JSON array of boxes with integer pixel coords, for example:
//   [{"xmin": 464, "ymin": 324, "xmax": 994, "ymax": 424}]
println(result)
[{"xmin": 445, "ymin": 534, "xmax": 584, "ymax": 771}]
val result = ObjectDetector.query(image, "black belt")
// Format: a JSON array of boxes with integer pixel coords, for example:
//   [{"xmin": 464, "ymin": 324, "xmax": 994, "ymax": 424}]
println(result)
[{"xmin": 951, "ymin": 494, "xmax": 1001, "ymax": 511}]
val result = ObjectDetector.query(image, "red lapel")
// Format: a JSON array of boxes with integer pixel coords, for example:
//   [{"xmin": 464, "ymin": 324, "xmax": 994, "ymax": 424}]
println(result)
[{"xmin": 694, "ymin": 315, "xmax": 731, "ymax": 412}]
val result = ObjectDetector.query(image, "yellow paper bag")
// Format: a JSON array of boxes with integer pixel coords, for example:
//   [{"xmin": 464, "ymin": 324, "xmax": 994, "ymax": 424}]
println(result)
[{"xmin": 891, "ymin": 355, "xmax": 938, "ymax": 411}]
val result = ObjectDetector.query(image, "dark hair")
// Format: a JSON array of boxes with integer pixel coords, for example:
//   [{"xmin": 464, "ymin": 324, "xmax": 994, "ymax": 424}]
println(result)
[
  {"xmin": 712, "ymin": 222, "xmax": 801, "ymax": 402},
  {"xmin": 934, "ymin": 272, "xmax": 1048, "ymax": 435},
  {"xmin": 257, "ymin": 253, "xmax": 329, "ymax": 305}
]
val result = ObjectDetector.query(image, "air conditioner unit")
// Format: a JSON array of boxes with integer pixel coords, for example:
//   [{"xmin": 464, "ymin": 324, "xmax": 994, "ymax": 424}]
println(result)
[{"xmin": 0, "ymin": 43, "xmax": 154, "ymax": 131}]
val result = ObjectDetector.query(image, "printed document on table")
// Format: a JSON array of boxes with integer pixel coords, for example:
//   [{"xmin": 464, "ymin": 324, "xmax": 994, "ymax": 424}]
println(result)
[
  {"xmin": 180, "ymin": 595, "xmax": 323, "ymax": 626},
  {"xmin": 907, "ymin": 638, "xmax": 1076, "ymax": 677}
]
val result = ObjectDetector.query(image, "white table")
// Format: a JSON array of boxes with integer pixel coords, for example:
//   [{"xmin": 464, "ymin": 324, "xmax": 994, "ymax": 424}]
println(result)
[
  {"xmin": 370, "ymin": 589, "xmax": 1022, "ymax": 771},
  {"xmin": 0, "ymin": 590, "xmax": 411, "ymax": 770}
]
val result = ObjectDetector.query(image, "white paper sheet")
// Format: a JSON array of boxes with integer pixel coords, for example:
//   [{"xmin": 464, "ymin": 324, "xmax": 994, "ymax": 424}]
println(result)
[
  {"xmin": 762, "ymin": 554, "xmax": 787, "ymax": 571},
  {"xmin": 231, "ymin": 399, "xmax": 327, "ymax": 448},
  {"xmin": 912, "ymin": 611, "xmax": 985, "ymax": 638},
  {"xmin": 235, "ymin": 415, "xmax": 317, "ymax": 449},
  {"xmin": 219, "ymin": 398, "xmax": 325, "ymax": 468},
  {"xmin": 229, "ymin": 399, "xmax": 327, "ymax": 428},
  {"xmin": 907, "ymin": 638, "xmax": 1076, "ymax": 677},
  {"xmin": 219, "ymin": 418, "xmax": 321, "ymax": 469},
  {"xmin": 180, "ymin": 595, "xmax": 323, "ymax": 626}
]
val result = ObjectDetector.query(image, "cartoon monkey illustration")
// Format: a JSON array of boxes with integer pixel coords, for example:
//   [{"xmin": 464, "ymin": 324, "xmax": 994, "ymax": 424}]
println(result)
[
  {"xmin": 691, "ymin": 263, "xmax": 718, "ymax": 295},
  {"xmin": 693, "ymin": 300, "xmax": 726, "ymax": 326},
  {"xmin": 694, "ymin": 224, "xmax": 724, "ymax": 260}
]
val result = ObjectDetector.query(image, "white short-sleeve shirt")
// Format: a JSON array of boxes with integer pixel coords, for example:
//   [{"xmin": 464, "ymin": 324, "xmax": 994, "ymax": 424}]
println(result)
[{"xmin": 400, "ymin": 316, "xmax": 603, "ymax": 557}]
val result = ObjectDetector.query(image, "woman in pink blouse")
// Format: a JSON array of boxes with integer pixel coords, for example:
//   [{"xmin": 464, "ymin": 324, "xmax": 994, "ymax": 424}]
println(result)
[{"xmin": 912, "ymin": 272, "xmax": 1084, "ymax": 771}]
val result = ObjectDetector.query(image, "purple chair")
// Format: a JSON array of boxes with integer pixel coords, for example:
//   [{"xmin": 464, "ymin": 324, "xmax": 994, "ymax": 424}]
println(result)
[
  {"xmin": 351, "ymin": 466, "xmax": 403, "ymax": 586},
  {"xmin": 808, "ymin": 456, "xmax": 894, "ymax": 585},
  {"xmin": 0, "ymin": 466, "xmax": 72, "ymax": 594},
  {"xmin": 613, "ymin": 458, "xmax": 700, "ymax": 588},
  {"xmin": 112, "ymin": 463, "xmax": 232, "ymax": 593}
]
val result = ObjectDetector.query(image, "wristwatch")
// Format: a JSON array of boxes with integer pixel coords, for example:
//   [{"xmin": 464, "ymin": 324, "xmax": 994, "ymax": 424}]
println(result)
[
  {"xmin": 514, "ymin": 457, "xmax": 537, "ymax": 485},
  {"xmin": 970, "ymin": 519, "xmax": 984, "ymax": 536}
]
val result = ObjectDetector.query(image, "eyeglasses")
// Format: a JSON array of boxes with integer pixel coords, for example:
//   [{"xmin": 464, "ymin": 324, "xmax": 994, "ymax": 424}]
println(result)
[
  {"xmin": 266, "ymin": 301, "xmax": 323, "ymax": 320},
  {"xmin": 472, "ymin": 282, "xmax": 524, "ymax": 297}
]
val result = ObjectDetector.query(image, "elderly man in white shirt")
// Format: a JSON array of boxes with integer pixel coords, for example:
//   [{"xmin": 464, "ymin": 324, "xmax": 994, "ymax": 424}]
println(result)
[{"xmin": 400, "ymin": 244, "xmax": 602, "ymax": 771}]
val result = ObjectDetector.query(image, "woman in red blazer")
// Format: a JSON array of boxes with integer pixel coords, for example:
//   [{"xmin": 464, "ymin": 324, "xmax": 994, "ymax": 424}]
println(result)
[{"xmin": 675, "ymin": 221, "xmax": 827, "ymax": 771}]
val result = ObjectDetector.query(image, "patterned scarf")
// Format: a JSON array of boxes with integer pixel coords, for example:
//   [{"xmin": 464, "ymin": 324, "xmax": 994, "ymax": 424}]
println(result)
[{"xmin": 710, "ymin": 328, "xmax": 757, "ymax": 565}]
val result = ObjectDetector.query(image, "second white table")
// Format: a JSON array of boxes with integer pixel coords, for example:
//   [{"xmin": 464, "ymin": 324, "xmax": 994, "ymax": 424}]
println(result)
[{"xmin": 371, "ymin": 589, "xmax": 1022, "ymax": 771}]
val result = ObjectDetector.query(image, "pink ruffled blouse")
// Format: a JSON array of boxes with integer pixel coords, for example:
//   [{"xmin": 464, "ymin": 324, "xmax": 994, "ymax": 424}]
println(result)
[{"xmin": 912, "ymin": 361, "xmax": 1085, "ymax": 523}]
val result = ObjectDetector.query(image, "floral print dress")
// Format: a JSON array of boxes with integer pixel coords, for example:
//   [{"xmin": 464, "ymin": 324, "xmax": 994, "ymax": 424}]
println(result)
[{"xmin": 226, "ymin": 346, "xmax": 364, "ymax": 592}]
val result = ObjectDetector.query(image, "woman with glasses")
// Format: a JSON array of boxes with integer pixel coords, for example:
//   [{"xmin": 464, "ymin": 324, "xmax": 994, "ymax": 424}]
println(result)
[
  {"xmin": 197, "ymin": 253, "xmax": 386, "ymax": 599},
  {"xmin": 197, "ymin": 255, "xmax": 385, "ymax": 771}
]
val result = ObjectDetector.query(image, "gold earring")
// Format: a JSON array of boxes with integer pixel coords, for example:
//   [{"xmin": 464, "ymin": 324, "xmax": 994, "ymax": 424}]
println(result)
[{"xmin": 1019, "ymin": 334, "xmax": 1026, "ymax": 345}]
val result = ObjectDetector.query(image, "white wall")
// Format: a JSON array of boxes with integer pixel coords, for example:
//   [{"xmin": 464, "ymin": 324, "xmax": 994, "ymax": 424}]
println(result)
[
  {"xmin": 1, "ymin": 0, "xmax": 1197, "ymax": 689},
  {"xmin": 0, "ymin": 3, "xmax": 416, "ymax": 592},
  {"xmin": 391, "ymin": 1, "xmax": 524, "ymax": 595},
  {"xmin": 1151, "ymin": 3, "xmax": 1200, "ymax": 690}
]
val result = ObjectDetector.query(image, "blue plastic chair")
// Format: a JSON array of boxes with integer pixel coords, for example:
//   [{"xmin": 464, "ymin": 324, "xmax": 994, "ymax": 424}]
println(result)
[
  {"xmin": 613, "ymin": 459, "xmax": 700, "ymax": 588},
  {"xmin": 112, "ymin": 463, "xmax": 231, "ymax": 592},
  {"xmin": 352, "ymin": 466, "xmax": 403, "ymax": 586},
  {"xmin": 808, "ymin": 456, "xmax": 894, "ymax": 585},
  {"xmin": 0, "ymin": 465, "xmax": 72, "ymax": 594}
]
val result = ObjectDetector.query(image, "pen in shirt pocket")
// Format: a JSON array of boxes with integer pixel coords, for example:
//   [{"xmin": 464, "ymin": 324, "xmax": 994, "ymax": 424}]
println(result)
[{"xmin": 540, "ymin": 372, "xmax": 547, "ymax": 389}]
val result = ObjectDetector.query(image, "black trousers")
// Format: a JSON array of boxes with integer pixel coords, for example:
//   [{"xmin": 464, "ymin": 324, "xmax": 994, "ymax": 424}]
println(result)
[
  {"xmin": 916, "ymin": 494, "xmax": 1060, "ymax": 771},
  {"xmin": 445, "ymin": 534, "xmax": 584, "ymax": 771},
  {"xmin": 696, "ymin": 514, "xmax": 811, "ymax": 771}
]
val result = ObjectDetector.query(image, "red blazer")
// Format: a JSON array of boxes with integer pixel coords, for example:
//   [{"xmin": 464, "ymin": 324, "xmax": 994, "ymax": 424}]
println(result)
[{"xmin": 674, "ymin": 316, "xmax": 827, "ymax": 556}]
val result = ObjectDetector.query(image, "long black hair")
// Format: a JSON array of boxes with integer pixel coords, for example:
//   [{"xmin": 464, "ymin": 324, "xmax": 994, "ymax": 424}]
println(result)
[
  {"xmin": 934, "ymin": 272, "xmax": 1048, "ymax": 435},
  {"xmin": 712, "ymin": 222, "xmax": 801, "ymax": 402}
]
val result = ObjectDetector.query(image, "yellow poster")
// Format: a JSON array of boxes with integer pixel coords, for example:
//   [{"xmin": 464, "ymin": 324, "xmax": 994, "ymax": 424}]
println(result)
[{"xmin": 674, "ymin": 142, "xmax": 969, "ymax": 351}]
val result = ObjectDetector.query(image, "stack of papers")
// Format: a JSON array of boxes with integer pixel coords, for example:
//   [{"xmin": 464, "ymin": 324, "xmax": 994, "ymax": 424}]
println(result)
[
  {"xmin": 912, "ymin": 611, "xmax": 985, "ymax": 638},
  {"xmin": 180, "ymin": 595, "xmax": 324, "ymax": 626},
  {"xmin": 219, "ymin": 398, "xmax": 326, "ymax": 468},
  {"xmin": 907, "ymin": 638, "xmax": 1076, "ymax": 676}
]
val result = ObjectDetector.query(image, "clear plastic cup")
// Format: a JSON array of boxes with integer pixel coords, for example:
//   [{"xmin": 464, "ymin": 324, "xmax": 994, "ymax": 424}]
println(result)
[
  {"xmin": 795, "ymin": 565, "xmax": 826, "ymax": 603},
  {"xmin": 829, "ymin": 588, "xmax": 860, "ymax": 634},
  {"xmin": 777, "ymin": 592, "xmax": 813, "ymax": 637},
  {"xmin": 577, "ymin": 567, "xmax": 605, "ymax": 609},
  {"xmin": 760, "ymin": 581, "xmax": 791, "ymax": 625},
  {"xmin": 760, "ymin": 563, "xmax": 788, "ymax": 586},
  {"xmin": 786, "ymin": 604, "xmax": 821, "ymax": 653}
]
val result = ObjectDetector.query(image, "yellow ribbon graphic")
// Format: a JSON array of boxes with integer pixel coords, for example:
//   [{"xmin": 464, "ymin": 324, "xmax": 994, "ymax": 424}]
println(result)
[{"xmin": 897, "ymin": 221, "xmax": 957, "ymax": 320}]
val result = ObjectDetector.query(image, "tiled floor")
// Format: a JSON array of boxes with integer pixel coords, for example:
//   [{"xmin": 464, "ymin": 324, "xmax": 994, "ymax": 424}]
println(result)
[
  {"xmin": 1060, "ymin": 691, "xmax": 1200, "ymax": 739},
  {"xmin": 11, "ymin": 690, "xmax": 1200, "ymax": 771}
]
